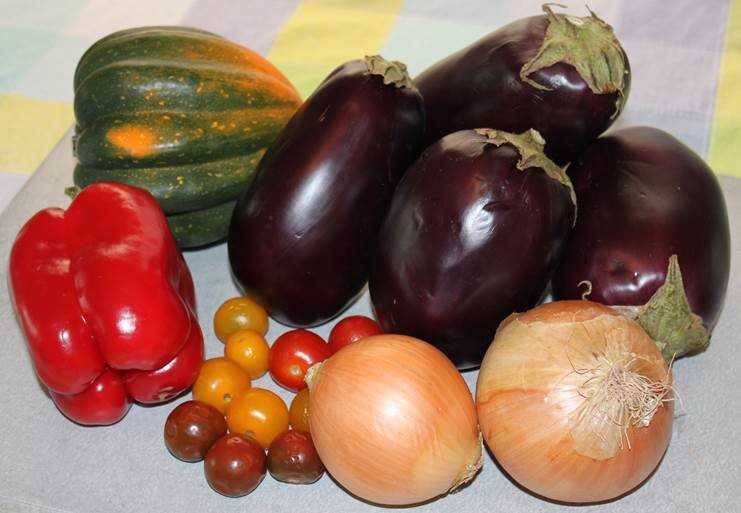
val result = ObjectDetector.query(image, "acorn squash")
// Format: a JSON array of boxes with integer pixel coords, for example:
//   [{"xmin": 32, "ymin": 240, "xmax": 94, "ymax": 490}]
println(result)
[{"xmin": 72, "ymin": 26, "xmax": 301, "ymax": 247}]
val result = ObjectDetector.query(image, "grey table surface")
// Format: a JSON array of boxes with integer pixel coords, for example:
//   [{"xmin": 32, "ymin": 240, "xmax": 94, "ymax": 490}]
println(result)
[{"xmin": 0, "ymin": 129, "xmax": 739, "ymax": 513}]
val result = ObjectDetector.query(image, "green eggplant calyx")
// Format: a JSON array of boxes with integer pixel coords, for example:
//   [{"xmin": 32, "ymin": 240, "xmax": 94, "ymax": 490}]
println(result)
[
  {"xmin": 475, "ymin": 128, "xmax": 577, "ymax": 217},
  {"xmin": 364, "ymin": 55, "xmax": 415, "ymax": 89},
  {"xmin": 635, "ymin": 255, "xmax": 710, "ymax": 362},
  {"xmin": 520, "ymin": 4, "xmax": 628, "ymax": 109}
]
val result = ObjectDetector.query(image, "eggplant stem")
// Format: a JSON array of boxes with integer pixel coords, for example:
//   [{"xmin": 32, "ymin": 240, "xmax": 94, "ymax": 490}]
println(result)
[
  {"xmin": 474, "ymin": 128, "xmax": 577, "ymax": 221},
  {"xmin": 635, "ymin": 255, "xmax": 710, "ymax": 362},
  {"xmin": 364, "ymin": 55, "xmax": 414, "ymax": 89},
  {"xmin": 520, "ymin": 3, "xmax": 629, "ymax": 119},
  {"xmin": 578, "ymin": 280, "xmax": 593, "ymax": 300},
  {"xmin": 542, "ymin": 3, "xmax": 569, "ymax": 22}
]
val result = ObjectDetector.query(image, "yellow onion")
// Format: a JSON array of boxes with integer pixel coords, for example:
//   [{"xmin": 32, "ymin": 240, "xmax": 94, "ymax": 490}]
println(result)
[
  {"xmin": 476, "ymin": 300, "xmax": 674, "ymax": 503},
  {"xmin": 305, "ymin": 334, "xmax": 482, "ymax": 505}
]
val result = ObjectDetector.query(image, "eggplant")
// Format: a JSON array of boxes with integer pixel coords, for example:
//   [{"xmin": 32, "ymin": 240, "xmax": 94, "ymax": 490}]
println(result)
[
  {"xmin": 415, "ymin": 4, "xmax": 630, "ymax": 165},
  {"xmin": 228, "ymin": 56, "xmax": 425, "ymax": 327},
  {"xmin": 552, "ymin": 126, "xmax": 731, "ymax": 360},
  {"xmin": 369, "ymin": 128, "xmax": 576, "ymax": 369}
]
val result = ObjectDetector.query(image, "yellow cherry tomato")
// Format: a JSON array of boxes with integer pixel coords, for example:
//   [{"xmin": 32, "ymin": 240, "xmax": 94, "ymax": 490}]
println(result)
[
  {"xmin": 213, "ymin": 297, "xmax": 269, "ymax": 342},
  {"xmin": 289, "ymin": 388, "xmax": 311, "ymax": 433},
  {"xmin": 192, "ymin": 357, "xmax": 251, "ymax": 414},
  {"xmin": 224, "ymin": 329, "xmax": 270, "ymax": 379},
  {"xmin": 226, "ymin": 387, "xmax": 289, "ymax": 449}
]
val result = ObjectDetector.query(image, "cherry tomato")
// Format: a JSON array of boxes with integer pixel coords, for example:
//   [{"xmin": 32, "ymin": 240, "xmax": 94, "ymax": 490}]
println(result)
[
  {"xmin": 164, "ymin": 400, "xmax": 227, "ymax": 462},
  {"xmin": 204, "ymin": 433, "xmax": 266, "ymax": 497},
  {"xmin": 328, "ymin": 315, "xmax": 383, "ymax": 353},
  {"xmin": 213, "ymin": 297, "xmax": 269, "ymax": 342},
  {"xmin": 224, "ymin": 329, "xmax": 270, "ymax": 379},
  {"xmin": 267, "ymin": 429, "xmax": 325, "ymax": 484},
  {"xmin": 192, "ymin": 357, "xmax": 251, "ymax": 414},
  {"xmin": 289, "ymin": 388, "xmax": 311, "ymax": 433},
  {"xmin": 269, "ymin": 329, "xmax": 332, "ymax": 392},
  {"xmin": 226, "ymin": 387, "xmax": 289, "ymax": 449}
]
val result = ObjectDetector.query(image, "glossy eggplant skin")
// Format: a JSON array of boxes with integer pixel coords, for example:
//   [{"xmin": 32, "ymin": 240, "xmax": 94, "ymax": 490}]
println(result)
[
  {"xmin": 552, "ymin": 127, "xmax": 730, "ymax": 330},
  {"xmin": 228, "ymin": 58, "xmax": 425, "ymax": 327},
  {"xmin": 415, "ymin": 13, "xmax": 629, "ymax": 165},
  {"xmin": 369, "ymin": 130, "xmax": 575, "ymax": 369}
]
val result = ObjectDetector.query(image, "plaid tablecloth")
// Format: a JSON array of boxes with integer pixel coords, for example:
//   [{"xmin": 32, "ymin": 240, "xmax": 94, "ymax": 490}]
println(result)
[{"xmin": 0, "ymin": 0, "xmax": 738, "ymax": 215}]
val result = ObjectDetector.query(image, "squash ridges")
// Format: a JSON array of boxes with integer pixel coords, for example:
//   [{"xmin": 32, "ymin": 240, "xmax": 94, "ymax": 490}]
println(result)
[
  {"xmin": 74, "ymin": 106, "xmax": 294, "ymax": 168},
  {"xmin": 73, "ymin": 26, "xmax": 301, "ymax": 247},
  {"xmin": 74, "ymin": 150, "xmax": 263, "ymax": 214}
]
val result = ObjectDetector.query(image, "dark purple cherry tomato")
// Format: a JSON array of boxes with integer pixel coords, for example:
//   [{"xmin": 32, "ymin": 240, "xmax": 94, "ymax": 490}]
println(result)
[
  {"xmin": 204, "ymin": 433, "xmax": 266, "ymax": 497},
  {"xmin": 267, "ymin": 430, "xmax": 325, "ymax": 484},
  {"xmin": 164, "ymin": 400, "xmax": 227, "ymax": 462}
]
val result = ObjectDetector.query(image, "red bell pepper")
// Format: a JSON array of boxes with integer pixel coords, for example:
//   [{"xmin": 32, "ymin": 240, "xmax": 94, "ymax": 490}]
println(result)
[{"xmin": 9, "ymin": 182, "xmax": 203, "ymax": 425}]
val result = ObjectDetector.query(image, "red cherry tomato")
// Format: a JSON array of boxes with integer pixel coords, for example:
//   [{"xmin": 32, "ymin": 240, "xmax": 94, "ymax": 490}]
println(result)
[
  {"xmin": 269, "ymin": 330, "xmax": 331, "ymax": 392},
  {"xmin": 328, "ymin": 315, "xmax": 383, "ymax": 353}
]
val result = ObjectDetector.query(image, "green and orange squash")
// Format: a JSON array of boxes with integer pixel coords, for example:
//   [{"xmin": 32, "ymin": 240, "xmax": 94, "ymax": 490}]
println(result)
[{"xmin": 72, "ymin": 26, "xmax": 302, "ymax": 247}]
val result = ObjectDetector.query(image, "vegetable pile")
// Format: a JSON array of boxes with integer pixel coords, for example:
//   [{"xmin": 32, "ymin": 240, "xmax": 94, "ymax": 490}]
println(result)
[
  {"xmin": 165, "ymin": 297, "xmax": 385, "ymax": 497},
  {"xmin": 7, "ymin": 2, "xmax": 732, "ymax": 509}
]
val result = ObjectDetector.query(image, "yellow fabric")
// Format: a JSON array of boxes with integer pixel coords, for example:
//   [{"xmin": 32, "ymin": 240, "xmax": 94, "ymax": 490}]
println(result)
[
  {"xmin": 267, "ymin": 0, "xmax": 405, "ymax": 99},
  {"xmin": 0, "ymin": 94, "xmax": 73, "ymax": 175},
  {"xmin": 708, "ymin": 0, "xmax": 741, "ymax": 176}
]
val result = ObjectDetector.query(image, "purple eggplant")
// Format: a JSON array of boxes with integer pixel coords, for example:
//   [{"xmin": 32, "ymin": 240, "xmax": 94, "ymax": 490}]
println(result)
[
  {"xmin": 228, "ymin": 56, "xmax": 424, "ymax": 327},
  {"xmin": 369, "ymin": 128, "xmax": 576, "ymax": 369},
  {"xmin": 552, "ymin": 126, "xmax": 730, "ymax": 360},
  {"xmin": 415, "ymin": 4, "xmax": 630, "ymax": 165}
]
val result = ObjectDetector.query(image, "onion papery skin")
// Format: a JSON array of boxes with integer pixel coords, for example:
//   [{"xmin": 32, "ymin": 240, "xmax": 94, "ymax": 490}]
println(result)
[
  {"xmin": 476, "ymin": 301, "xmax": 673, "ymax": 504},
  {"xmin": 307, "ymin": 334, "xmax": 482, "ymax": 506}
]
